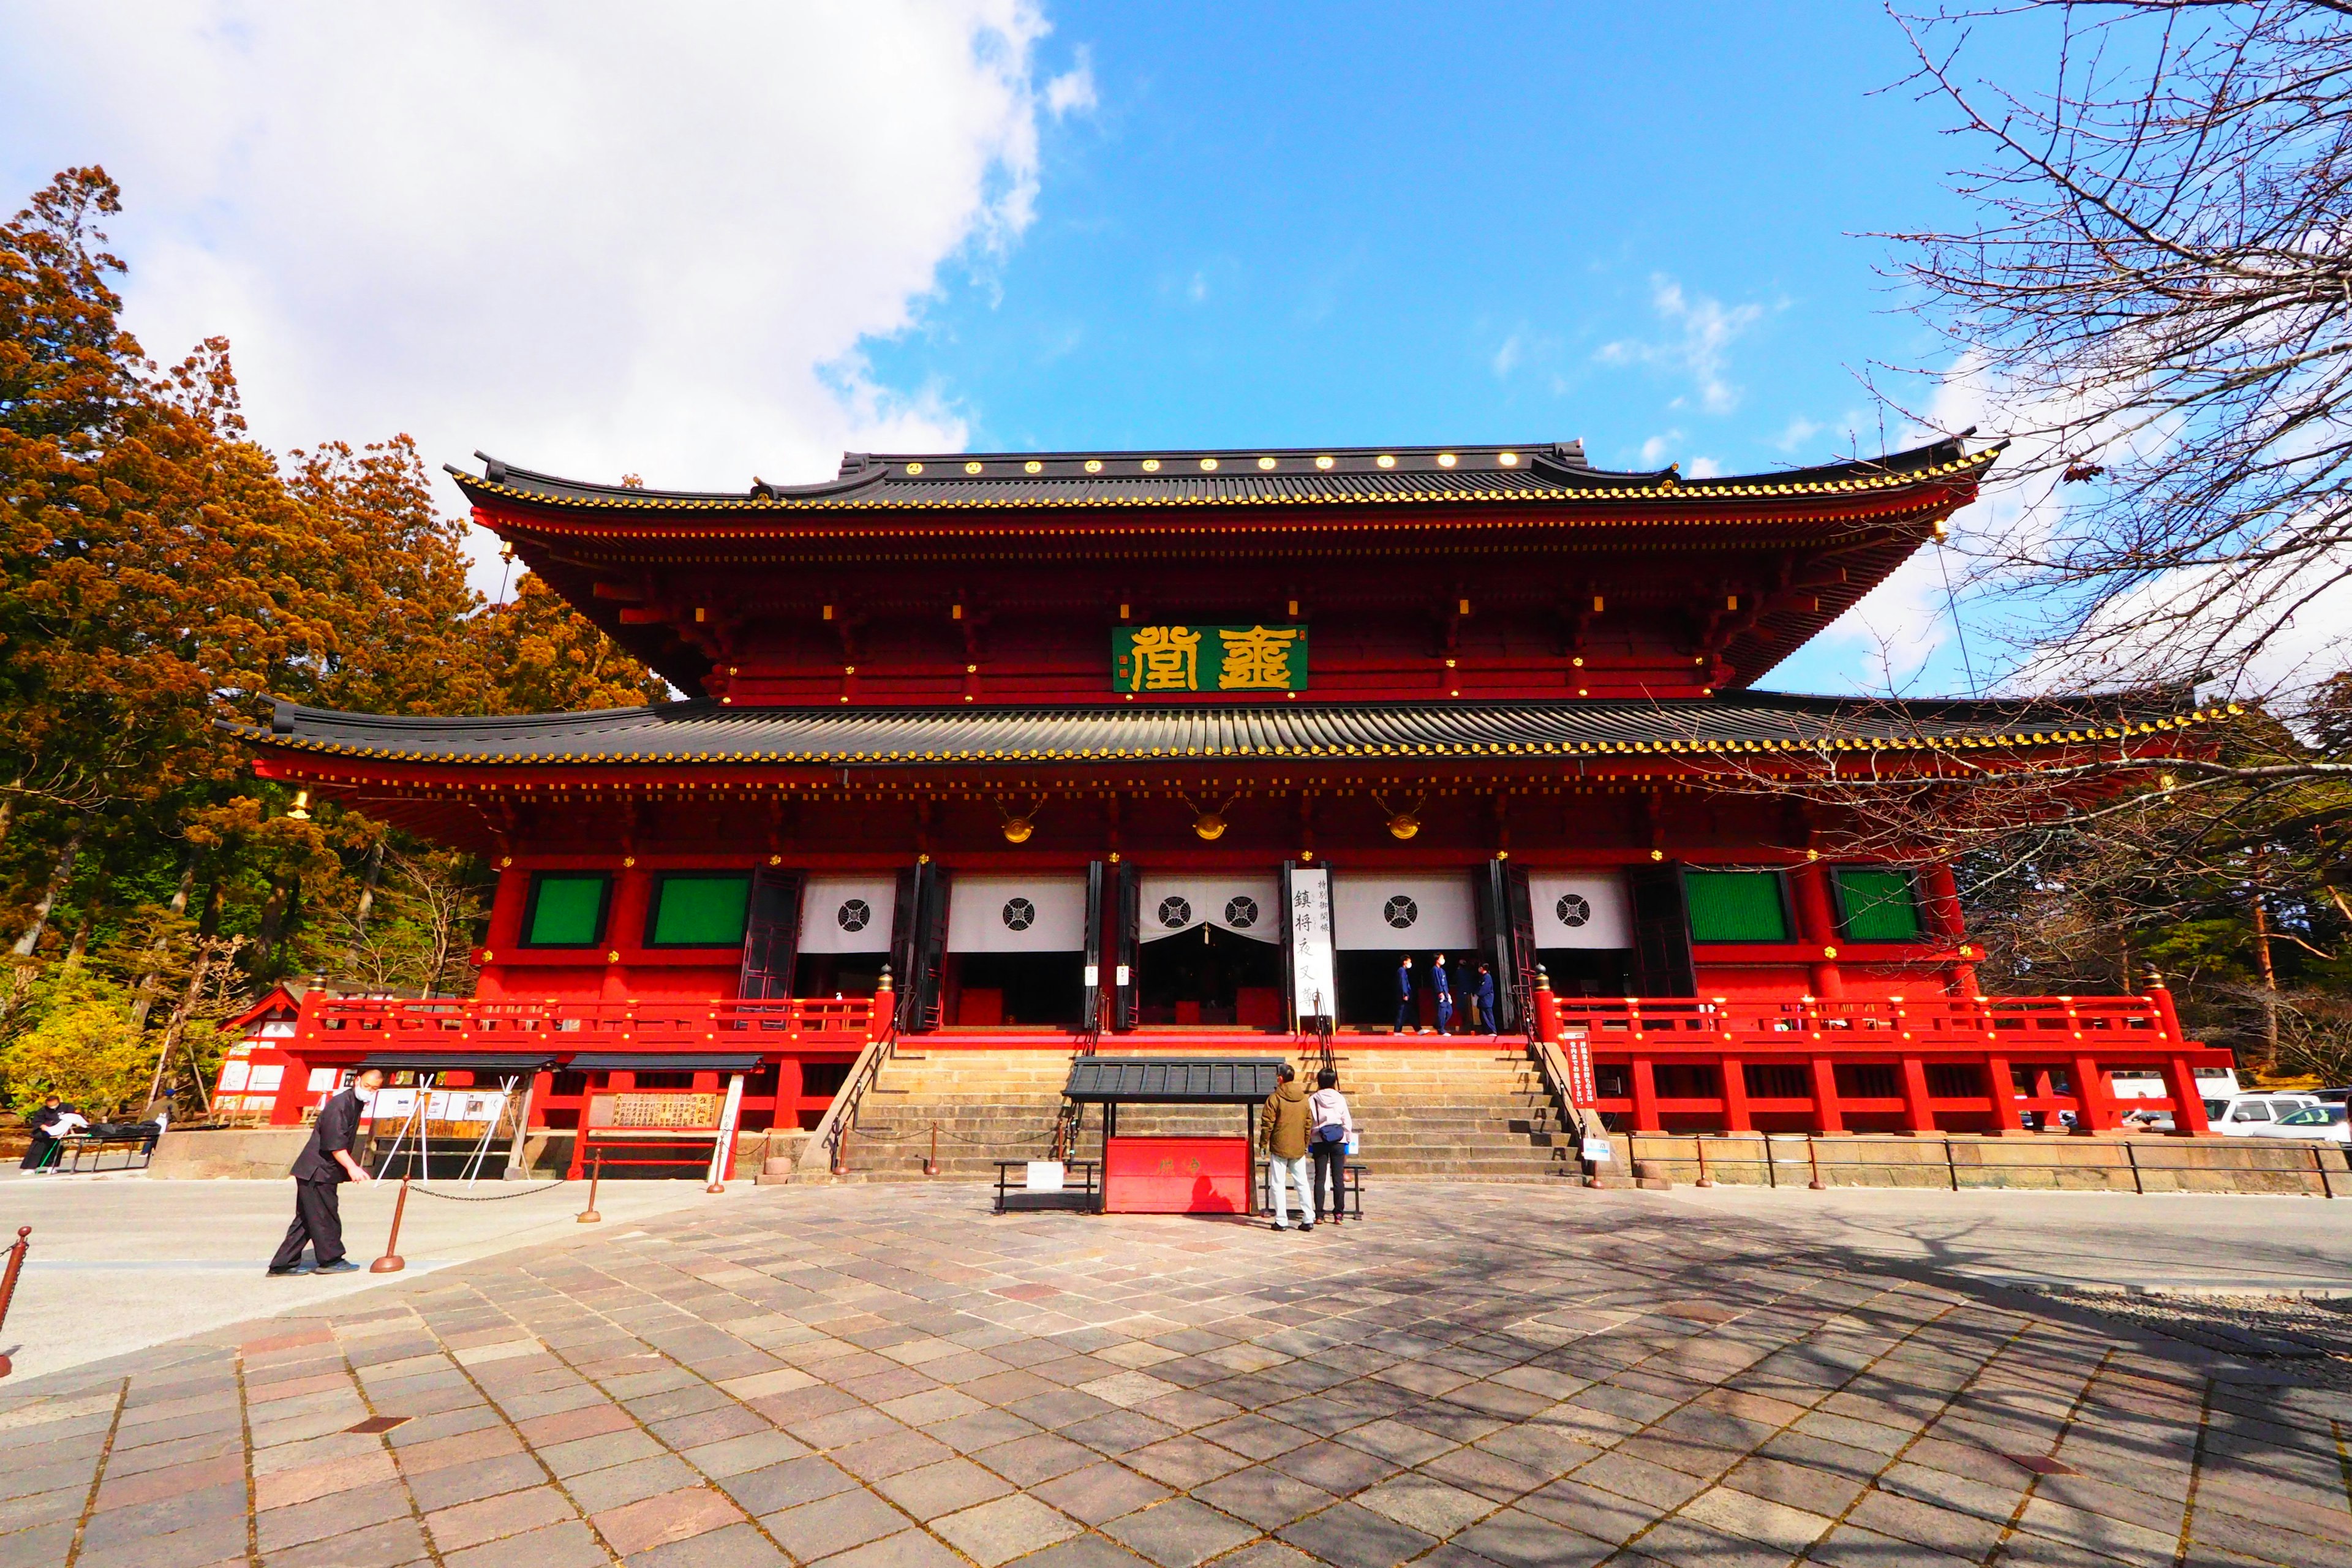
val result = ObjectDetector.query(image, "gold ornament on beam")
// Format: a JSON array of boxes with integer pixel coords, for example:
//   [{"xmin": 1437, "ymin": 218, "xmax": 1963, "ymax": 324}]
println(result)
[
  {"xmin": 997, "ymin": 793, "xmax": 1048, "ymax": 845},
  {"xmin": 1178, "ymin": 791, "xmax": 1240, "ymax": 840},
  {"xmin": 1372, "ymin": 790, "xmax": 1425, "ymax": 840}
]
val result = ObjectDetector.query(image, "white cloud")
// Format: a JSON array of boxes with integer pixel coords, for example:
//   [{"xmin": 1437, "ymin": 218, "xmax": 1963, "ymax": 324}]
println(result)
[
  {"xmin": 1637, "ymin": 431, "xmax": 1681, "ymax": 467},
  {"xmin": 1597, "ymin": 275, "xmax": 1765, "ymax": 415},
  {"xmin": 1491, "ymin": 332, "xmax": 1523, "ymax": 377},
  {"xmin": 1045, "ymin": 47, "xmax": 1098, "ymax": 116},
  {"xmin": 0, "ymin": 0, "xmax": 1082, "ymax": 589},
  {"xmin": 1686, "ymin": 456, "xmax": 1722, "ymax": 479},
  {"xmin": 1774, "ymin": 415, "xmax": 1824, "ymax": 452}
]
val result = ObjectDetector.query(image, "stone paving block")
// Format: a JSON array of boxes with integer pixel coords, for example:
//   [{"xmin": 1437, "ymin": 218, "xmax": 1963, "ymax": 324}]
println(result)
[
  {"xmin": 807, "ymin": 1527, "xmax": 968, "ymax": 1568},
  {"xmin": 0, "ymin": 1521, "xmax": 79, "ymax": 1568},
  {"xmin": 1278, "ymin": 1499, "xmax": 1438, "ymax": 1567},
  {"xmin": 1099, "ymin": 1496, "xmax": 1257, "ymax": 1567},
  {"xmin": 1267, "ymin": 1438, "xmax": 1401, "ymax": 1495},
  {"xmin": 722, "ymin": 1455, "xmax": 861, "ymax": 1515},
  {"xmin": 630, "ymin": 1519, "xmax": 788, "ymax": 1568},
  {"xmin": 567, "ymin": 1452, "xmax": 703, "ymax": 1513},
  {"xmin": 1003, "ymin": 1538, "xmax": 1158, "ymax": 1568},
  {"xmin": 591, "ymin": 1483, "xmax": 747, "ymax": 1556},
  {"xmin": 425, "ymin": 1483, "xmax": 579, "ymax": 1552},
  {"xmin": 765, "ymin": 1485, "xmax": 909, "ymax": 1561},
  {"xmin": 261, "ymin": 1514, "xmax": 432, "ymax": 1568},
  {"xmin": 541, "ymin": 1428, "xmax": 669, "ymax": 1477},
  {"xmin": 1193, "ymin": 1465, "xmax": 1338, "ymax": 1529},
  {"xmin": 1447, "ymin": 1506, "xmax": 1617, "ymax": 1568},
  {"xmin": 934, "ymin": 1493, "xmax": 1087, "ymax": 1567},
  {"xmin": 1801, "ymin": 1520, "xmax": 1978, "ymax": 1568},
  {"xmin": 1844, "ymin": 1486, "xmax": 2014, "ymax": 1561},
  {"xmin": 873, "ymin": 1455, "xmax": 1016, "ymax": 1519},
  {"xmin": 976, "ymin": 1432, "xmax": 1107, "ymax": 1487}
]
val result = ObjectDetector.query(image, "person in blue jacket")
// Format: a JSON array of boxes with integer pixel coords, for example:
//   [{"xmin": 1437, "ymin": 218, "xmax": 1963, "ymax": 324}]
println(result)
[
  {"xmin": 1474, "ymin": 961, "xmax": 1499, "ymax": 1035},
  {"xmin": 1431, "ymin": 954, "xmax": 1455, "ymax": 1035},
  {"xmin": 1394, "ymin": 954, "xmax": 1418, "ymax": 1034}
]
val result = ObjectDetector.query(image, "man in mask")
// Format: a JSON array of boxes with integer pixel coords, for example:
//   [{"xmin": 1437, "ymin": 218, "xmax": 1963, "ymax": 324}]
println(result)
[{"xmin": 268, "ymin": 1067, "xmax": 383, "ymax": 1275}]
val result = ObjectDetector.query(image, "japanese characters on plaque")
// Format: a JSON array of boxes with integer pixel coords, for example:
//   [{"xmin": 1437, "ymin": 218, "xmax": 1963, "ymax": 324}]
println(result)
[{"xmin": 1111, "ymin": 624, "xmax": 1308, "ymax": 694}]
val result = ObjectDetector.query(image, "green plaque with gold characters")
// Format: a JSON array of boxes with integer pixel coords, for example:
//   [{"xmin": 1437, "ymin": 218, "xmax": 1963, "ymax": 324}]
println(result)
[{"xmin": 1111, "ymin": 624, "xmax": 1308, "ymax": 695}]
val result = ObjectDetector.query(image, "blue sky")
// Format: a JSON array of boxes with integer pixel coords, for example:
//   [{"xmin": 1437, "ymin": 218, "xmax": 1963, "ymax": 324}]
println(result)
[
  {"xmin": 2, "ymin": 2, "xmax": 2045, "ymax": 696},
  {"xmin": 878, "ymin": 2, "xmax": 2037, "ymax": 693}
]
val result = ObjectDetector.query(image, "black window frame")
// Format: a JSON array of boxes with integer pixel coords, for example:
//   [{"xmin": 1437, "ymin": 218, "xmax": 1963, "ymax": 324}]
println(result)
[
  {"xmin": 519, "ymin": 871, "xmax": 614, "ymax": 949},
  {"xmin": 641, "ymin": 869, "xmax": 756, "ymax": 949},
  {"xmin": 1828, "ymin": 864, "xmax": 1926, "ymax": 944}
]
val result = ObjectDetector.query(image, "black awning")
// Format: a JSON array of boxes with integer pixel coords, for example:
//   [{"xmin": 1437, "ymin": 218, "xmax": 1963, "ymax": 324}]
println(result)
[
  {"xmin": 564, "ymin": 1053, "xmax": 764, "ymax": 1072},
  {"xmin": 356, "ymin": 1053, "xmax": 552, "ymax": 1075},
  {"xmin": 1063, "ymin": 1057, "xmax": 1287, "ymax": 1104}
]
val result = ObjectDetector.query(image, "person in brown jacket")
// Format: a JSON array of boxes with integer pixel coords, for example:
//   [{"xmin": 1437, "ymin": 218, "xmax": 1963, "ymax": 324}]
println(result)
[{"xmin": 1259, "ymin": 1063, "xmax": 1316, "ymax": 1231}]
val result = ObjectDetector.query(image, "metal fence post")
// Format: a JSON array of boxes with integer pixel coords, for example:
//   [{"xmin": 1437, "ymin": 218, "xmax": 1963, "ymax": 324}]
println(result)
[{"xmin": 0, "ymin": 1227, "xmax": 29, "ymax": 1378}]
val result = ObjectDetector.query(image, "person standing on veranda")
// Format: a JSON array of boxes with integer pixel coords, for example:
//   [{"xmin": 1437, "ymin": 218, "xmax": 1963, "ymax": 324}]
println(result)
[
  {"xmin": 268, "ymin": 1067, "xmax": 382, "ymax": 1276},
  {"xmin": 1259, "ymin": 1063, "xmax": 1316, "ymax": 1231},
  {"xmin": 1393, "ymin": 954, "xmax": 1419, "ymax": 1035},
  {"xmin": 1431, "ymin": 954, "xmax": 1456, "ymax": 1036}
]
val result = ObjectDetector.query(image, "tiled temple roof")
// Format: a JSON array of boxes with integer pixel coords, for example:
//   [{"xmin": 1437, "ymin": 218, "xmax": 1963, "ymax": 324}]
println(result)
[
  {"xmin": 237, "ymin": 692, "xmax": 2233, "ymax": 770},
  {"xmin": 450, "ymin": 437, "xmax": 1997, "ymax": 518}
]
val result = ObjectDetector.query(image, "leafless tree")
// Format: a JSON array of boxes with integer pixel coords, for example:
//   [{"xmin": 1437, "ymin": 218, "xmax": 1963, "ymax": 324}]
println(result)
[{"xmin": 1886, "ymin": 1, "xmax": 2352, "ymax": 707}]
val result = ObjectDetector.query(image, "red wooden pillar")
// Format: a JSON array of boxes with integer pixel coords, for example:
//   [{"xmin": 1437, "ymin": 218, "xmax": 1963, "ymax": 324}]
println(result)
[
  {"xmin": 776, "ymin": 1056, "xmax": 806, "ymax": 1130},
  {"xmin": 1919, "ymin": 862, "xmax": 1978, "ymax": 993},
  {"xmin": 1808, "ymin": 1057, "xmax": 1845, "ymax": 1134},
  {"xmin": 1532, "ymin": 974, "xmax": 1562, "ymax": 1046},
  {"xmin": 1629, "ymin": 1058, "xmax": 1662, "ymax": 1133},
  {"xmin": 2070, "ymin": 1054, "xmax": 2119, "ymax": 1134},
  {"xmin": 2160, "ymin": 1055, "xmax": 2214, "ymax": 1136},
  {"xmin": 603, "ymin": 865, "xmax": 650, "ymax": 1001},
  {"xmin": 1898, "ymin": 1057, "xmax": 1937, "ymax": 1134},
  {"xmin": 1791, "ymin": 862, "xmax": 1843, "ymax": 997},
  {"xmin": 1719, "ymin": 1056, "xmax": 1752, "ymax": 1132},
  {"xmin": 1985, "ymin": 1054, "xmax": 2019, "ymax": 1135}
]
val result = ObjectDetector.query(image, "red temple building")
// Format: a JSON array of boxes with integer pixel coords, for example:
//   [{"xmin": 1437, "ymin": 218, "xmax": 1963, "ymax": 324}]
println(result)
[{"xmin": 232, "ymin": 436, "xmax": 2234, "ymax": 1173}]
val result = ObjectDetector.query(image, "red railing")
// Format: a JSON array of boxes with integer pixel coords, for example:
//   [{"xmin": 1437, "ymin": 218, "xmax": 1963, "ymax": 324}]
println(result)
[
  {"xmin": 1548, "ymin": 993, "xmax": 2181, "ymax": 1056},
  {"xmin": 1532, "ymin": 989, "xmax": 2231, "ymax": 1137},
  {"xmin": 295, "ymin": 995, "xmax": 880, "ymax": 1056}
]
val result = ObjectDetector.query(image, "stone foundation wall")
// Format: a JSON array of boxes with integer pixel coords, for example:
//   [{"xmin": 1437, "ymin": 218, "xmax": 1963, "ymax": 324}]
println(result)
[{"xmin": 1607, "ymin": 1131, "xmax": 2350, "ymax": 1196}]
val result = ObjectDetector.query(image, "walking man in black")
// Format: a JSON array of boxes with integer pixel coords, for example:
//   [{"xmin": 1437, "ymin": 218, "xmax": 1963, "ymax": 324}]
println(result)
[{"xmin": 268, "ymin": 1067, "xmax": 382, "ymax": 1276}]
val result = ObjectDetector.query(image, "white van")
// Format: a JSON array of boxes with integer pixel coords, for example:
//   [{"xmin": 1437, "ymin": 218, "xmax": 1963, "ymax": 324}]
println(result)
[{"xmin": 2204, "ymin": 1093, "xmax": 2323, "ymax": 1136}]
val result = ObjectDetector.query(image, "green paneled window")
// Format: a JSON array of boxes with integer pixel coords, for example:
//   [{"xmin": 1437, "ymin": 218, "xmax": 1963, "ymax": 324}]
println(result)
[
  {"xmin": 524, "ymin": 873, "xmax": 610, "ymax": 947},
  {"xmin": 1683, "ymin": 870, "xmax": 1791, "ymax": 943},
  {"xmin": 1834, "ymin": 867, "xmax": 1923, "ymax": 942},
  {"xmin": 647, "ymin": 872, "xmax": 752, "ymax": 947}
]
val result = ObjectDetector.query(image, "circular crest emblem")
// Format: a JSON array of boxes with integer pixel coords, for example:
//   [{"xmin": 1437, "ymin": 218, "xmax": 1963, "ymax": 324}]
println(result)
[
  {"xmin": 1001, "ymin": 897, "xmax": 1036, "ymax": 932},
  {"xmin": 835, "ymin": 898, "xmax": 872, "ymax": 932},
  {"xmin": 1156, "ymin": 895, "xmax": 1193, "ymax": 930},
  {"xmin": 1383, "ymin": 895, "xmax": 1420, "ymax": 930},
  {"xmin": 1555, "ymin": 894, "xmax": 1591, "ymax": 929},
  {"xmin": 1223, "ymin": 895, "xmax": 1259, "ymax": 929}
]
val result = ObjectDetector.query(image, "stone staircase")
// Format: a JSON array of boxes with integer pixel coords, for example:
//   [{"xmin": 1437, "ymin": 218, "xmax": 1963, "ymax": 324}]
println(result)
[{"xmin": 787, "ymin": 1041, "xmax": 1581, "ymax": 1185}]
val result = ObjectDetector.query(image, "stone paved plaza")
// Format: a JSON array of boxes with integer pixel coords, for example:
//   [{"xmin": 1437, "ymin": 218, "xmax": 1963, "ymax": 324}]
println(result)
[{"xmin": 3, "ymin": 1182, "xmax": 2348, "ymax": 1568}]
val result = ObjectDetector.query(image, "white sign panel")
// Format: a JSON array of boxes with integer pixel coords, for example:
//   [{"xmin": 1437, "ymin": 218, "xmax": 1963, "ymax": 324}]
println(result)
[
  {"xmin": 1331, "ymin": 873, "xmax": 1477, "ymax": 951},
  {"xmin": 366, "ymin": 1089, "xmax": 509, "ymax": 1124},
  {"xmin": 1287, "ymin": 867, "xmax": 1337, "ymax": 1022},
  {"xmin": 1530, "ymin": 873, "xmax": 1634, "ymax": 949},
  {"xmin": 946, "ymin": 875, "xmax": 1089, "ymax": 952},
  {"xmin": 799, "ymin": 876, "xmax": 897, "ymax": 954},
  {"xmin": 1137, "ymin": 876, "xmax": 1282, "ymax": 944}
]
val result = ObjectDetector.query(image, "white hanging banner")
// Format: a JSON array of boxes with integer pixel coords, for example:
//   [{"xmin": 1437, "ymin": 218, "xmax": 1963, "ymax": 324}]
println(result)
[
  {"xmin": 1287, "ymin": 867, "xmax": 1337, "ymax": 1022},
  {"xmin": 1331, "ymin": 873, "xmax": 1477, "ymax": 951},
  {"xmin": 798, "ymin": 876, "xmax": 897, "ymax": 954},
  {"xmin": 1137, "ymin": 876, "xmax": 1282, "ymax": 944},
  {"xmin": 946, "ymin": 875, "xmax": 1089, "ymax": 952},
  {"xmin": 1529, "ymin": 873, "xmax": 1634, "ymax": 949}
]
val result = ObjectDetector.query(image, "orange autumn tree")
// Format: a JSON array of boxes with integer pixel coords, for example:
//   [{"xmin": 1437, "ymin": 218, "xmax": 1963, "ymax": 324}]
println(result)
[{"xmin": 0, "ymin": 165, "xmax": 666, "ymax": 1057}]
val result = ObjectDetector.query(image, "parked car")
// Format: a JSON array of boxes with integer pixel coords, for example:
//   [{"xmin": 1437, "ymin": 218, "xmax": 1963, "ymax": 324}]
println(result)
[
  {"xmin": 2241, "ymin": 1104, "xmax": 2351, "ymax": 1144},
  {"xmin": 2310, "ymin": 1086, "xmax": 2351, "ymax": 1104},
  {"xmin": 2203, "ymin": 1093, "xmax": 2323, "ymax": 1136}
]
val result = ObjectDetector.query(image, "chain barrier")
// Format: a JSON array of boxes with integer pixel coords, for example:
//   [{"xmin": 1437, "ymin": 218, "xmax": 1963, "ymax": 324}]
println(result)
[
  {"xmin": 850, "ymin": 1123, "xmax": 1053, "ymax": 1148},
  {"xmin": 398, "ymin": 1178, "xmax": 570, "ymax": 1202}
]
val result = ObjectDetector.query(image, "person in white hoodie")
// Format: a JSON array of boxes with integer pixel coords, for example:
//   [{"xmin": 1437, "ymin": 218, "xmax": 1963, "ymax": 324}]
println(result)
[{"xmin": 1306, "ymin": 1068, "xmax": 1355, "ymax": 1225}]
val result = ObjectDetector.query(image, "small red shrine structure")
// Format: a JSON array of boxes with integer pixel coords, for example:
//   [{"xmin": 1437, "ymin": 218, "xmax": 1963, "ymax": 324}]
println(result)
[{"xmin": 233, "ymin": 437, "xmax": 2234, "ymax": 1143}]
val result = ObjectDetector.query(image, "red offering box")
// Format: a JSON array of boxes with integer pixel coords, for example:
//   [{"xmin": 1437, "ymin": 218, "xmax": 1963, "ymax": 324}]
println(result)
[{"xmin": 1102, "ymin": 1136, "xmax": 1252, "ymax": 1214}]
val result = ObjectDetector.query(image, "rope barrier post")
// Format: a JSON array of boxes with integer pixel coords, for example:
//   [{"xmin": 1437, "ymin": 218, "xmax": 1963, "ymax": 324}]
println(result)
[
  {"xmin": 578, "ymin": 1152, "xmax": 603, "ymax": 1224},
  {"xmin": 1807, "ymin": 1138, "xmax": 1826, "ymax": 1191},
  {"xmin": 1694, "ymin": 1136, "xmax": 1713, "ymax": 1188},
  {"xmin": 925, "ymin": 1121, "xmax": 939, "ymax": 1178},
  {"xmin": 370, "ymin": 1178, "xmax": 410, "ymax": 1273},
  {"xmin": 0, "ymin": 1226, "xmax": 29, "ymax": 1378}
]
